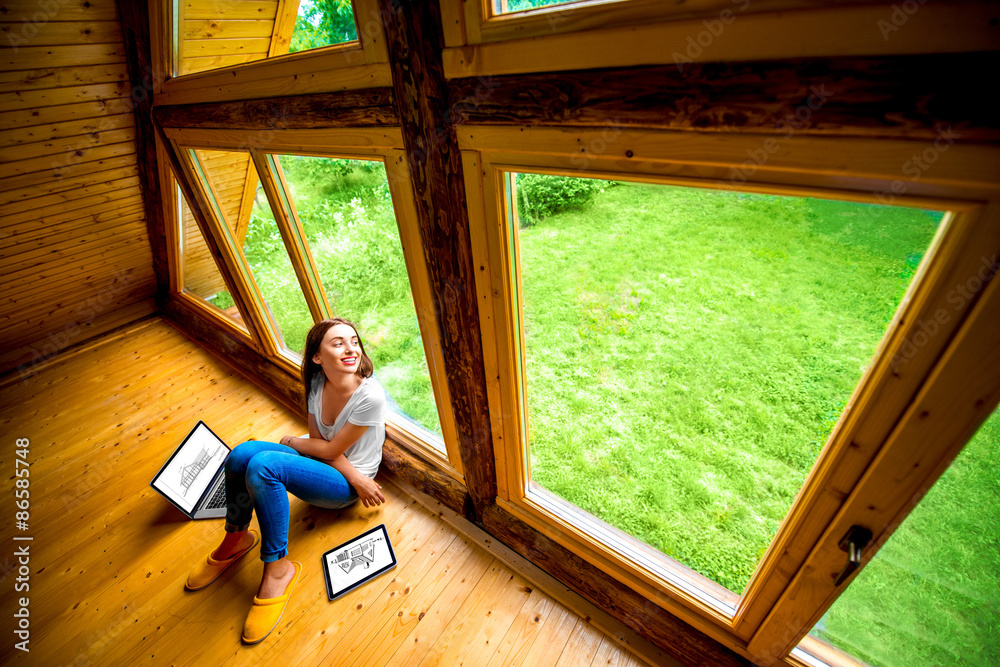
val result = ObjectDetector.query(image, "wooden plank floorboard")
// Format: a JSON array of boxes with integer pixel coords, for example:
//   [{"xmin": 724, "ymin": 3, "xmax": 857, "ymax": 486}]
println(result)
[
  {"xmin": 0, "ymin": 319, "xmax": 648, "ymax": 666},
  {"xmin": 338, "ymin": 536, "xmax": 486, "ymax": 667},
  {"xmin": 509, "ymin": 598, "xmax": 580, "ymax": 666},
  {"xmin": 557, "ymin": 620, "xmax": 608, "ymax": 667}
]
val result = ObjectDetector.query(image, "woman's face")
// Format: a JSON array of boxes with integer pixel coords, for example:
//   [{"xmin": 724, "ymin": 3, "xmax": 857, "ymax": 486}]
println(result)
[{"xmin": 313, "ymin": 322, "xmax": 362, "ymax": 379}]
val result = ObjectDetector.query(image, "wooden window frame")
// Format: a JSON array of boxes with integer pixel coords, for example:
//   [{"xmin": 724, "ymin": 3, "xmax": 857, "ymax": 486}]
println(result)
[
  {"xmin": 155, "ymin": 0, "xmax": 391, "ymax": 106},
  {"xmin": 159, "ymin": 125, "xmax": 464, "ymax": 476},
  {"xmin": 462, "ymin": 124, "xmax": 1000, "ymax": 664},
  {"xmin": 440, "ymin": 0, "xmax": 999, "ymax": 78},
  {"xmin": 170, "ymin": 177, "xmax": 256, "ymax": 344}
]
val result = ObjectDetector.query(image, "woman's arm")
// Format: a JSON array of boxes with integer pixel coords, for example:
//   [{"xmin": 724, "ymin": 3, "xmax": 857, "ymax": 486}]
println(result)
[
  {"xmin": 327, "ymin": 453, "xmax": 384, "ymax": 507},
  {"xmin": 280, "ymin": 415, "xmax": 384, "ymax": 506},
  {"xmin": 280, "ymin": 414, "xmax": 367, "ymax": 460}
]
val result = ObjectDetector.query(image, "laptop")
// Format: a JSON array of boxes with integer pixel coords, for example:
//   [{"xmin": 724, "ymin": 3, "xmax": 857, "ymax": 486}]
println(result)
[{"xmin": 150, "ymin": 421, "xmax": 230, "ymax": 519}]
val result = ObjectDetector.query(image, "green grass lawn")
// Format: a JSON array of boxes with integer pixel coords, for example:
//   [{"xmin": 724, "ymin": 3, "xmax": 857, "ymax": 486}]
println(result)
[
  {"xmin": 518, "ymin": 181, "xmax": 940, "ymax": 594},
  {"xmin": 517, "ymin": 180, "xmax": 998, "ymax": 665}
]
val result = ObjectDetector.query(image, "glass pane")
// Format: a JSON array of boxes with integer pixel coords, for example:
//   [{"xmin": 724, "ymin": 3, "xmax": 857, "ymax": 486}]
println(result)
[
  {"xmin": 494, "ymin": 0, "xmax": 580, "ymax": 14},
  {"xmin": 288, "ymin": 0, "xmax": 359, "ymax": 54},
  {"xmin": 193, "ymin": 150, "xmax": 256, "ymax": 236},
  {"xmin": 178, "ymin": 186, "xmax": 248, "ymax": 331},
  {"xmin": 192, "ymin": 149, "xmax": 311, "ymax": 357},
  {"xmin": 805, "ymin": 407, "xmax": 999, "ymax": 667},
  {"xmin": 511, "ymin": 174, "xmax": 944, "ymax": 594},
  {"xmin": 178, "ymin": 0, "xmax": 358, "ymax": 76},
  {"xmin": 271, "ymin": 154, "xmax": 444, "ymax": 440}
]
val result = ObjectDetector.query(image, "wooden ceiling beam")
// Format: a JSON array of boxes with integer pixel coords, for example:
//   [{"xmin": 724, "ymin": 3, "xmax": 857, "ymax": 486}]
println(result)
[
  {"xmin": 153, "ymin": 87, "xmax": 396, "ymax": 129},
  {"xmin": 448, "ymin": 52, "xmax": 1000, "ymax": 143}
]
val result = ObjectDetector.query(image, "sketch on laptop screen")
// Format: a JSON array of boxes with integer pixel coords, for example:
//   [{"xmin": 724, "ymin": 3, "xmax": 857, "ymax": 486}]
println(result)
[{"xmin": 152, "ymin": 425, "xmax": 228, "ymax": 513}]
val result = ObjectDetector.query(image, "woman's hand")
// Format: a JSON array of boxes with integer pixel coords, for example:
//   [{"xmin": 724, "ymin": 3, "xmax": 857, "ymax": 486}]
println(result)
[
  {"xmin": 279, "ymin": 435, "xmax": 295, "ymax": 447},
  {"xmin": 351, "ymin": 475, "xmax": 385, "ymax": 508}
]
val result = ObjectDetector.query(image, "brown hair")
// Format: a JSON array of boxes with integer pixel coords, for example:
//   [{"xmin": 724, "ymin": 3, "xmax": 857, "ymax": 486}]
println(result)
[{"xmin": 301, "ymin": 317, "xmax": 374, "ymax": 408}]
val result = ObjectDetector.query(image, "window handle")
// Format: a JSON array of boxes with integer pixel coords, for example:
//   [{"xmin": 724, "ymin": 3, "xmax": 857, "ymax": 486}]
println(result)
[{"xmin": 834, "ymin": 525, "xmax": 873, "ymax": 586}]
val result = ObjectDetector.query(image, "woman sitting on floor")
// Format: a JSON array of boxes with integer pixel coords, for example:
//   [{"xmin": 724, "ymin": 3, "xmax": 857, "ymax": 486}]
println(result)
[{"xmin": 185, "ymin": 317, "xmax": 387, "ymax": 644}]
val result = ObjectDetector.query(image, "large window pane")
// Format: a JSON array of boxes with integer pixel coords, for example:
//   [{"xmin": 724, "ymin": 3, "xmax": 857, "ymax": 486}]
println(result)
[
  {"xmin": 272, "ymin": 154, "xmax": 444, "ymax": 439},
  {"xmin": 802, "ymin": 407, "xmax": 999, "ymax": 667},
  {"xmin": 511, "ymin": 174, "xmax": 944, "ymax": 593}
]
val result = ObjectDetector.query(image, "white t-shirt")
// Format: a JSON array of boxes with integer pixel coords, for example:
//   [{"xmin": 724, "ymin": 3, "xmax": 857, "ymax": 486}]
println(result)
[{"xmin": 307, "ymin": 373, "xmax": 386, "ymax": 479}]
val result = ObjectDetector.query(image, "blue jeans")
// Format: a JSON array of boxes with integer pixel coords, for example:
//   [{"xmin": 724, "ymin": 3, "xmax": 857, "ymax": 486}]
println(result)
[{"xmin": 224, "ymin": 440, "xmax": 358, "ymax": 562}]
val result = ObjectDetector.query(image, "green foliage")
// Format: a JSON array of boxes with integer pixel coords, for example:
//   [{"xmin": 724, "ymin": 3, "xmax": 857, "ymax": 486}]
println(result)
[
  {"xmin": 515, "ymin": 173, "xmax": 608, "ymax": 227},
  {"xmin": 208, "ymin": 290, "xmax": 234, "ymax": 311},
  {"xmin": 503, "ymin": 0, "xmax": 576, "ymax": 12},
  {"xmin": 288, "ymin": 0, "xmax": 358, "ymax": 54}
]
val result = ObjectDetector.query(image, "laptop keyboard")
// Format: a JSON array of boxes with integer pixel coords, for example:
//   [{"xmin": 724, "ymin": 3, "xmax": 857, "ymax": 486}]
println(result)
[{"xmin": 204, "ymin": 480, "xmax": 227, "ymax": 509}]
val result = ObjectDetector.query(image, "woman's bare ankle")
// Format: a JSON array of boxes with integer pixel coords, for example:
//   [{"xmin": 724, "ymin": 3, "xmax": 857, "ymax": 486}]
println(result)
[
  {"xmin": 212, "ymin": 530, "xmax": 249, "ymax": 560},
  {"xmin": 257, "ymin": 558, "xmax": 295, "ymax": 599}
]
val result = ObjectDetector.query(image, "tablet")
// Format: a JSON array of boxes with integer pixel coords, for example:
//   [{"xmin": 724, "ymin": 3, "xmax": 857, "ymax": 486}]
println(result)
[{"xmin": 322, "ymin": 524, "xmax": 397, "ymax": 600}]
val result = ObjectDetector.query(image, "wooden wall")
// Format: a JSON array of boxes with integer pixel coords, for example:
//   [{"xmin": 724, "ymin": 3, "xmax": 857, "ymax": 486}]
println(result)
[{"xmin": 0, "ymin": 0, "xmax": 157, "ymax": 376}]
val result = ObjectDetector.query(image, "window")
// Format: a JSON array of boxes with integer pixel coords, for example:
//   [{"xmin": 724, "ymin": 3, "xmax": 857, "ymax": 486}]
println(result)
[
  {"xmin": 492, "ymin": 0, "xmax": 578, "ymax": 14},
  {"xmin": 193, "ymin": 148, "xmax": 312, "ymax": 359},
  {"xmin": 165, "ymin": 126, "xmax": 459, "ymax": 465},
  {"xmin": 800, "ymin": 408, "xmax": 999, "ymax": 667},
  {"xmin": 154, "ymin": 4, "xmax": 998, "ymax": 665},
  {"xmin": 272, "ymin": 154, "xmax": 444, "ymax": 437},
  {"xmin": 463, "ymin": 124, "xmax": 1000, "ymax": 656},
  {"xmin": 158, "ymin": 0, "xmax": 390, "ymax": 108},
  {"xmin": 175, "ymin": 0, "xmax": 360, "ymax": 76},
  {"xmin": 177, "ymin": 184, "xmax": 250, "ymax": 332}
]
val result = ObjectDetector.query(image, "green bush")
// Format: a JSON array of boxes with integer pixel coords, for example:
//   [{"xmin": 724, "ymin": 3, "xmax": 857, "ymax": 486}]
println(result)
[{"xmin": 515, "ymin": 173, "xmax": 606, "ymax": 227}]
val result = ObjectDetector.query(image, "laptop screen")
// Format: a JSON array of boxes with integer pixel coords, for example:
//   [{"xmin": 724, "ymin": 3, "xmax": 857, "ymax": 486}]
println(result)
[{"xmin": 151, "ymin": 422, "xmax": 229, "ymax": 514}]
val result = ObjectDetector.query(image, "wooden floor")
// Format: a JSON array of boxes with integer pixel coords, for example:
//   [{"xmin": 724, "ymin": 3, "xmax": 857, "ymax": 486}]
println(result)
[{"xmin": 0, "ymin": 319, "xmax": 650, "ymax": 666}]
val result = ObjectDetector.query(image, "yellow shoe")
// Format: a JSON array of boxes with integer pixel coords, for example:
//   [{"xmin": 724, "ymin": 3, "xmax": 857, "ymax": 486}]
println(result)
[
  {"xmin": 185, "ymin": 530, "xmax": 260, "ymax": 591},
  {"xmin": 242, "ymin": 561, "xmax": 302, "ymax": 645}
]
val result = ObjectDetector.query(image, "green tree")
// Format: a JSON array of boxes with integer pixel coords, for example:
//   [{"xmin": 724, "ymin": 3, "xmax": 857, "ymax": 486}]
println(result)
[{"xmin": 288, "ymin": 0, "xmax": 358, "ymax": 53}]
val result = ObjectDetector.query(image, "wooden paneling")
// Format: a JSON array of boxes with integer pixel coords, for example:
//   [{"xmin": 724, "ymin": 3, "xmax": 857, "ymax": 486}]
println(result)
[
  {"xmin": 0, "ymin": 0, "xmax": 117, "ymax": 20},
  {"xmin": 0, "ymin": 111, "xmax": 133, "ymax": 149},
  {"xmin": 177, "ymin": 0, "xmax": 283, "ymax": 76},
  {"xmin": 0, "ymin": 0, "xmax": 155, "ymax": 376},
  {"xmin": 0, "ymin": 62, "xmax": 128, "ymax": 91},
  {"xmin": 183, "ymin": 0, "xmax": 279, "ymax": 21},
  {"xmin": 0, "ymin": 42, "xmax": 126, "ymax": 68}
]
